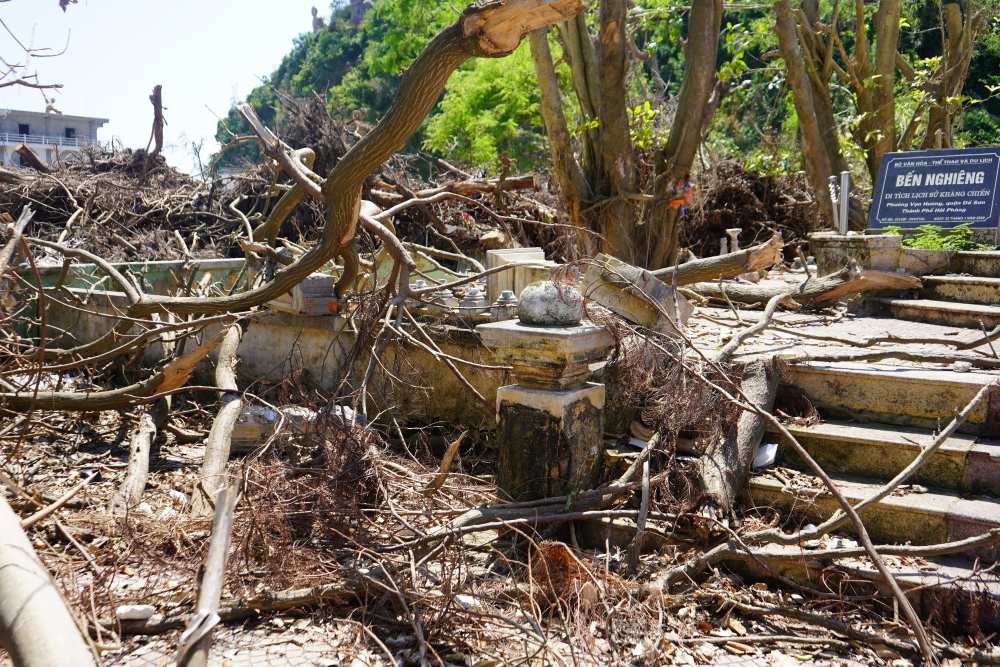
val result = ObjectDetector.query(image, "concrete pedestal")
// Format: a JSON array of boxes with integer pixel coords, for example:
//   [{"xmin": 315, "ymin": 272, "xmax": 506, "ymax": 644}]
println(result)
[
  {"xmin": 478, "ymin": 310, "xmax": 613, "ymax": 501},
  {"xmin": 496, "ymin": 383, "xmax": 605, "ymax": 500}
]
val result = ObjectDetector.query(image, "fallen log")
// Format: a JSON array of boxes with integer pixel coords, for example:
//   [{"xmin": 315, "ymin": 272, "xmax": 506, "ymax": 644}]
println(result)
[
  {"xmin": 653, "ymin": 233, "xmax": 783, "ymax": 286},
  {"xmin": 110, "ymin": 398, "xmax": 169, "ymax": 515},
  {"xmin": 688, "ymin": 266, "xmax": 921, "ymax": 307},
  {"xmin": 692, "ymin": 358, "xmax": 779, "ymax": 521},
  {"xmin": 191, "ymin": 324, "xmax": 243, "ymax": 516},
  {"xmin": 0, "ymin": 496, "xmax": 95, "ymax": 666},
  {"xmin": 583, "ymin": 253, "xmax": 692, "ymax": 331}
]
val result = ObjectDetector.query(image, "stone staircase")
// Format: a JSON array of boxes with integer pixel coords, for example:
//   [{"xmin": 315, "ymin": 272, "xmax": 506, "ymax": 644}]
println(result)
[
  {"xmin": 746, "ymin": 360, "xmax": 1000, "ymax": 628},
  {"xmin": 873, "ymin": 251, "xmax": 1000, "ymax": 328}
]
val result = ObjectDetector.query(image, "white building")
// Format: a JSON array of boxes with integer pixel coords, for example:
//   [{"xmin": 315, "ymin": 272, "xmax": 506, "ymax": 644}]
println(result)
[{"xmin": 0, "ymin": 108, "xmax": 108, "ymax": 167}]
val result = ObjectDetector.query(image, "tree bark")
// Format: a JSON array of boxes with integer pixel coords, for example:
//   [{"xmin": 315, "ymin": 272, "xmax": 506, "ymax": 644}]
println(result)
[
  {"xmin": 648, "ymin": 0, "xmax": 723, "ymax": 268},
  {"xmin": 110, "ymin": 398, "xmax": 169, "ymax": 515},
  {"xmin": 595, "ymin": 0, "xmax": 637, "ymax": 261},
  {"xmin": 529, "ymin": 28, "xmax": 590, "ymax": 251},
  {"xmin": 797, "ymin": 6, "xmax": 849, "ymax": 175},
  {"xmin": 688, "ymin": 267, "xmax": 921, "ymax": 306},
  {"xmin": 774, "ymin": 0, "xmax": 835, "ymax": 226},
  {"xmin": 693, "ymin": 358, "xmax": 779, "ymax": 519},
  {"xmin": 191, "ymin": 324, "xmax": 243, "ymax": 516},
  {"xmin": 921, "ymin": 2, "xmax": 984, "ymax": 149},
  {"xmin": 652, "ymin": 233, "xmax": 783, "ymax": 286},
  {"xmin": 557, "ymin": 13, "xmax": 601, "ymax": 181},
  {"xmin": 870, "ymin": 0, "xmax": 901, "ymax": 169},
  {"xmin": 0, "ymin": 496, "xmax": 95, "ymax": 667}
]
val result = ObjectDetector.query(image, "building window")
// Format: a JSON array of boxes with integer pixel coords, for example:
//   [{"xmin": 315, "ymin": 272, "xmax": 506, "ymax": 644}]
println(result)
[
  {"xmin": 18, "ymin": 124, "xmax": 29, "ymax": 136},
  {"xmin": 64, "ymin": 128, "xmax": 76, "ymax": 139}
]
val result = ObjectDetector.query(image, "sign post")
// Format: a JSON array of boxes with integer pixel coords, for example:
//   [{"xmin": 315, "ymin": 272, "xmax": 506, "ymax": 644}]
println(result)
[{"xmin": 868, "ymin": 148, "xmax": 1000, "ymax": 241}]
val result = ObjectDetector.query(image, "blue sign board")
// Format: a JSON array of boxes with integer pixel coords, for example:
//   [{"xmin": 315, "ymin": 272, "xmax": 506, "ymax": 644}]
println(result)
[{"xmin": 868, "ymin": 147, "xmax": 1000, "ymax": 230}]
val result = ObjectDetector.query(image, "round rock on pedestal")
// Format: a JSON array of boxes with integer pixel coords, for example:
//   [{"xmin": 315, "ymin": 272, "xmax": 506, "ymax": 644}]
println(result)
[{"xmin": 517, "ymin": 281, "xmax": 584, "ymax": 326}]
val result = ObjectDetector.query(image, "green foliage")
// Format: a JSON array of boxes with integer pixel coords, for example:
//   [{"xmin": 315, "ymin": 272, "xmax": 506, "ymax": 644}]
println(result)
[
  {"xmin": 361, "ymin": 0, "xmax": 452, "ymax": 76},
  {"xmin": 423, "ymin": 43, "xmax": 545, "ymax": 170},
  {"xmin": 884, "ymin": 224, "xmax": 992, "ymax": 251},
  {"xmin": 628, "ymin": 101, "xmax": 659, "ymax": 150},
  {"xmin": 960, "ymin": 107, "xmax": 1000, "ymax": 145}
]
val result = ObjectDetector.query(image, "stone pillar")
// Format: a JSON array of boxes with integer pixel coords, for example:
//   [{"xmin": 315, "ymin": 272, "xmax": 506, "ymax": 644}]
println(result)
[{"xmin": 477, "ymin": 282, "xmax": 613, "ymax": 500}]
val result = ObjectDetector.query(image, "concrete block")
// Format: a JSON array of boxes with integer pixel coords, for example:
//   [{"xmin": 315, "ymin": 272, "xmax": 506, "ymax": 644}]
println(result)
[
  {"xmin": 922, "ymin": 275, "xmax": 1000, "ymax": 305},
  {"xmin": 873, "ymin": 297, "xmax": 1000, "ymax": 329},
  {"xmin": 497, "ymin": 383, "xmax": 605, "ymax": 500},
  {"xmin": 784, "ymin": 362, "xmax": 993, "ymax": 432}
]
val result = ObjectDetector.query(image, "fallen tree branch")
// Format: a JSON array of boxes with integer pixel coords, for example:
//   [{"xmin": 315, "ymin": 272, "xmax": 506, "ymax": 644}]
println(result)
[
  {"xmin": 0, "ymin": 206, "xmax": 34, "ymax": 271},
  {"xmin": 689, "ymin": 267, "xmax": 921, "ymax": 307},
  {"xmin": 0, "ymin": 496, "xmax": 96, "ymax": 666},
  {"xmin": 0, "ymin": 327, "xmax": 225, "ymax": 410},
  {"xmin": 21, "ymin": 470, "xmax": 97, "ymax": 528},
  {"xmin": 191, "ymin": 324, "xmax": 243, "ymax": 516},
  {"xmin": 110, "ymin": 399, "xmax": 169, "ymax": 515},
  {"xmin": 653, "ymin": 233, "xmax": 783, "ymax": 286},
  {"xmin": 178, "ymin": 480, "xmax": 241, "ymax": 667},
  {"xmin": 693, "ymin": 357, "xmax": 780, "ymax": 522}
]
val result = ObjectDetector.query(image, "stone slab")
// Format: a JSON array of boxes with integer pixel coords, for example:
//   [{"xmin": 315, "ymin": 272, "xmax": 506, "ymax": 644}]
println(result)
[
  {"xmin": 769, "ymin": 420, "xmax": 977, "ymax": 492},
  {"xmin": 748, "ymin": 472, "xmax": 1000, "ymax": 559},
  {"xmin": 874, "ymin": 297, "xmax": 1000, "ymax": 329},
  {"xmin": 783, "ymin": 362, "xmax": 994, "ymax": 431},
  {"xmin": 922, "ymin": 275, "xmax": 1000, "ymax": 305}
]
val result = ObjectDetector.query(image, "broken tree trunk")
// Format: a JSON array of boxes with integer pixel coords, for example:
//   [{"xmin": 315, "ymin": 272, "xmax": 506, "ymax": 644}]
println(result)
[
  {"xmin": 689, "ymin": 267, "xmax": 921, "ymax": 307},
  {"xmin": 652, "ymin": 233, "xmax": 782, "ymax": 286},
  {"xmin": 0, "ymin": 496, "xmax": 95, "ymax": 667},
  {"xmin": 693, "ymin": 358, "xmax": 779, "ymax": 521},
  {"xmin": 584, "ymin": 253, "xmax": 693, "ymax": 332},
  {"xmin": 110, "ymin": 398, "xmax": 169, "ymax": 515},
  {"xmin": 191, "ymin": 324, "xmax": 243, "ymax": 516}
]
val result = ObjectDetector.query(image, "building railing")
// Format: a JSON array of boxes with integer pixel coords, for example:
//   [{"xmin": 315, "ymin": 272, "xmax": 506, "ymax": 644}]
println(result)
[{"xmin": 0, "ymin": 132, "xmax": 88, "ymax": 148}]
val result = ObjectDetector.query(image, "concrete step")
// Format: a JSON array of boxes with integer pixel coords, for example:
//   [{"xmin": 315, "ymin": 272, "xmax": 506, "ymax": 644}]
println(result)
[
  {"xmin": 783, "ymin": 362, "xmax": 995, "ymax": 432},
  {"xmin": 733, "ymin": 547, "xmax": 1000, "ymax": 632},
  {"xmin": 747, "ymin": 471, "xmax": 1000, "ymax": 560},
  {"xmin": 873, "ymin": 297, "xmax": 1000, "ymax": 329},
  {"xmin": 768, "ymin": 420, "xmax": 1000, "ymax": 495},
  {"xmin": 951, "ymin": 250, "xmax": 1000, "ymax": 278},
  {"xmin": 921, "ymin": 275, "xmax": 1000, "ymax": 305}
]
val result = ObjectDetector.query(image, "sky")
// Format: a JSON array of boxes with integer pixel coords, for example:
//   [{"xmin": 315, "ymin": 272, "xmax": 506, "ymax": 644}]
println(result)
[{"xmin": 2, "ymin": 0, "xmax": 324, "ymax": 173}]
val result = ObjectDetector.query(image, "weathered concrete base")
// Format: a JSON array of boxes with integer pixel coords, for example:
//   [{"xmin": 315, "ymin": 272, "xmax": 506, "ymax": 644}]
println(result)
[
  {"xmin": 497, "ymin": 383, "xmax": 605, "ymax": 500},
  {"xmin": 770, "ymin": 420, "xmax": 1000, "ymax": 495},
  {"xmin": 874, "ymin": 297, "xmax": 1000, "ymax": 329},
  {"xmin": 809, "ymin": 233, "xmax": 1000, "ymax": 277},
  {"xmin": 783, "ymin": 362, "xmax": 992, "ymax": 433},
  {"xmin": 809, "ymin": 233, "xmax": 901, "ymax": 275},
  {"xmin": 922, "ymin": 275, "xmax": 1000, "ymax": 305},
  {"xmin": 748, "ymin": 473, "xmax": 1000, "ymax": 560}
]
